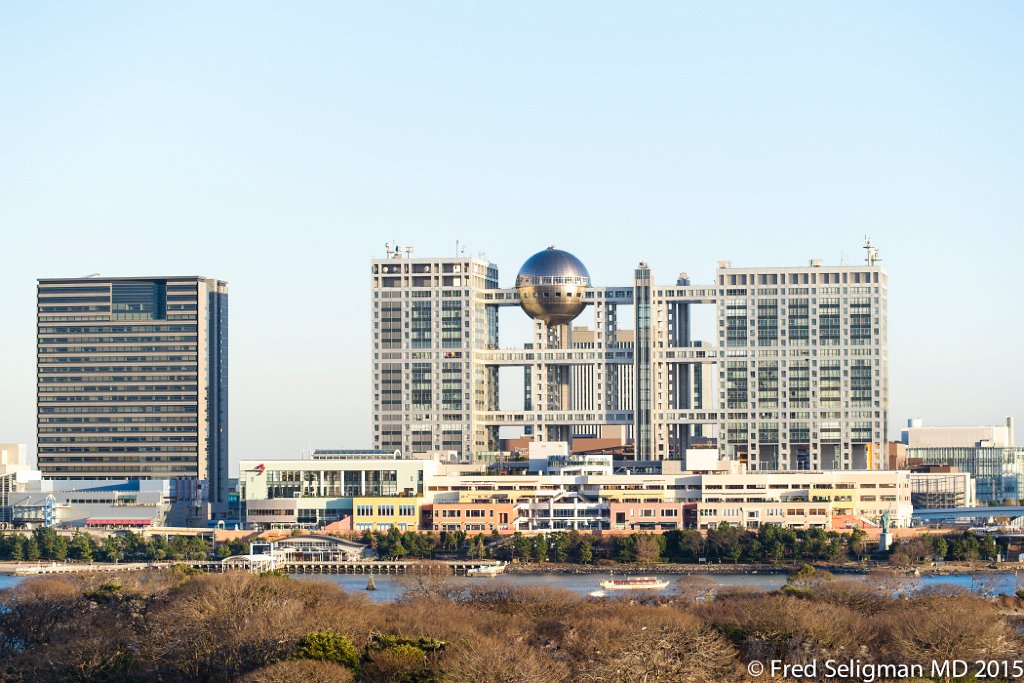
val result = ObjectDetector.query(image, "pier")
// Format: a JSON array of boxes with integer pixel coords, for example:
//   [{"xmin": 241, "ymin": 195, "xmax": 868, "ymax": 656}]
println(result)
[
  {"xmin": 282, "ymin": 561, "xmax": 496, "ymax": 575},
  {"xmin": 3, "ymin": 559, "xmax": 504, "ymax": 577}
]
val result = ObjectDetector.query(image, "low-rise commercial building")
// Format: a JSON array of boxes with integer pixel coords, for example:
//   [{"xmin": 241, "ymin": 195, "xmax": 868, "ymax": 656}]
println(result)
[
  {"xmin": 909, "ymin": 446, "xmax": 1024, "ymax": 504},
  {"xmin": 695, "ymin": 469, "xmax": 913, "ymax": 530},
  {"xmin": 909, "ymin": 470, "xmax": 976, "ymax": 509},
  {"xmin": 427, "ymin": 500, "xmax": 516, "ymax": 534},
  {"xmin": 239, "ymin": 450, "xmax": 437, "ymax": 530},
  {"xmin": 239, "ymin": 447, "xmax": 914, "ymax": 533},
  {"xmin": 7, "ymin": 480, "xmax": 173, "ymax": 529},
  {"xmin": 609, "ymin": 500, "xmax": 692, "ymax": 532},
  {"xmin": 351, "ymin": 497, "xmax": 423, "ymax": 532},
  {"xmin": 0, "ymin": 444, "xmax": 39, "ymax": 525}
]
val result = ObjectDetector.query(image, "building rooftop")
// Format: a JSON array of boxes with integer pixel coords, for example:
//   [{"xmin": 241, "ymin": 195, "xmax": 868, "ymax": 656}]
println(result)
[
  {"xmin": 311, "ymin": 449, "xmax": 408, "ymax": 460},
  {"xmin": 38, "ymin": 275, "xmax": 225, "ymax": 282}
]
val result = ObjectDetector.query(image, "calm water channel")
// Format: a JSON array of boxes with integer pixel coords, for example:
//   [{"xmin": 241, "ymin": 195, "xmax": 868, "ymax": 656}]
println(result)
[
  {"xmin": 296, "ymin": 570, "xmax": 1023, "ymax": 603},
  {"xmin": 0, "ymin": 570, "xmax": 1018, "ymax": 603}
]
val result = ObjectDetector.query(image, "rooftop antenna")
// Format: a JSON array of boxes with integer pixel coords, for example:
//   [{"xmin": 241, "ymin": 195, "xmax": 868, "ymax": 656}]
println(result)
[
  {"xmin": 403, "ymin": 245, "xmax": 414, "ymax": 258},
  {"xmin": 839, "ymin": 251, "xmax": 847, "ymax": 266},
  {"xmin": 863, "ymin": 235, "xmax": 881, "ymax": 266},
  {"xmin": 455, "ymin": 239, "xmax": 460, "ymax": 257}
]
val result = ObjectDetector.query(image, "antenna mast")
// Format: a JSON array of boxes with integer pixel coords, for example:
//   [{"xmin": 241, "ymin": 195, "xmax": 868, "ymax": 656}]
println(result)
[{"xmin": 863, "ymin": 236, "xmax": 881, "ymax": 266}]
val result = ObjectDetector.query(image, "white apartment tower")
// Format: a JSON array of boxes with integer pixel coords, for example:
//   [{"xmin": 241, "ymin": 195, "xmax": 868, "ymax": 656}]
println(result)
[
  {"xmin": 371, "ymin": 247, "xmax": 500, "ymax": 456},
  {"xmin": 372, "ymin": 241, "xmax": 888, "ymax": 471},
  {"xmin": 710, "ymin": 259, "xmax": 888, "ymax": 470}
]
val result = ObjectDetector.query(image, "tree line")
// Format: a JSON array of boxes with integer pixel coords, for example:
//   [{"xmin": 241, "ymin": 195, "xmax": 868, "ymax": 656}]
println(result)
[
  {"xmin": 889, "ymin": 531, "xmax": 1000, "ymax": 565},
  {"xmin": 0, "ymin": 529, "xmax": 248, "ymax": 563},
  {"xmin": 362, "ymin": 524, "xmax": 866, "ymax": 564},
  {"xmin": 1, "ymin": 525, "xmax": 1004, "ymax": 568},
  {"xmin": 365, "ymin": 524, "xmax": 1009, "ymax": 566},
  {"xmin": 501, "ymin": 525, "xmax": 863, "ymax": 564}
]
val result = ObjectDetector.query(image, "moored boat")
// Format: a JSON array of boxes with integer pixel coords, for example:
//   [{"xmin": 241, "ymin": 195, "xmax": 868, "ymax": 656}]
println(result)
[
  {"xmin": 467, "ymin": 562, "xmax": 506, "ymax": 577},
  {"xmin": 599, "ymin": 575, "xmax": 670, "ymax": 591}
]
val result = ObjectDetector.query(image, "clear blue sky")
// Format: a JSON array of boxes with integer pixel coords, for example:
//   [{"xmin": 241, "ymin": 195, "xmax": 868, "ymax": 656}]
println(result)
[{"xmin": 2, "ymin": 2, "xmax": 1022, "ymax": 473}]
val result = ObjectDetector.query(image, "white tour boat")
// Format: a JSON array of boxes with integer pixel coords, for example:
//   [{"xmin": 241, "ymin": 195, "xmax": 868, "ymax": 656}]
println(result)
[
  {"xmin": 467, "ymin": 562, "xmax": 507, "ymax": 577},
  {"xmin": 599, "ymin": 575, "xmax": 670, "ymax": 591}
]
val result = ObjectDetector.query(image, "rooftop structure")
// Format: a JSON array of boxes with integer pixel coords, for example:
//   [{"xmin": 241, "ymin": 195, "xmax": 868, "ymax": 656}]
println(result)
[
  {"xmin": 515, "ymin": 247, "xmax": 592, "ymax": 325},
  {"xmin": 902, "ymin": 417, "xmax": 1015, "ymax": 448},
  {"xmin": 311, "ymin": 449, "xmax": 405, "ymax": 460}
]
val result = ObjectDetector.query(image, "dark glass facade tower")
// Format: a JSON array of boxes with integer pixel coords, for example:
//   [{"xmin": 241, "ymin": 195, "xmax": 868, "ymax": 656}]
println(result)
[
  {"xmin": 633, "ymin": 263, "xmax": 652, "ymax": 458},
  {"xmin": 206, "ymin": 287, "xmax": 229, "ymax": 511},
  {"xmin": 36, "ymin": 276, "xmax": 229, "ymax": 518}
]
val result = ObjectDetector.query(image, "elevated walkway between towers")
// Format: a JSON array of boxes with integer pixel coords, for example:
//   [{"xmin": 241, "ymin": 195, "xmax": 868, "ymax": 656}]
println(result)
[
  {"xmin": 475, "ymin": 346, "xmax": 720, "ymax": 367},
  {"xmin": 476, "ymin": 410, "xmax": 633, "ymax": 426},
  {"xmin": 476, "ymin": 408, "xmax": 719, "ymax": 426},
  {"xmin": 475, "ymin": 348, "xmax": 634, "ymax": 366},
  {"xmin": 912, "ymin": 506, "xmax": 1024, "ymax": 522},
  {"xmin": 474, "ymin": 285, "xmax": 719, "ymax": 306}
]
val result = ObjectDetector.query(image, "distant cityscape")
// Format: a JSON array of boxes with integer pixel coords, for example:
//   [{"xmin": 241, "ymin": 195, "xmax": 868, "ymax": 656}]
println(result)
[{"xmin": 1, "ymin": 240, "xmax": 1022, "ymax": 535}]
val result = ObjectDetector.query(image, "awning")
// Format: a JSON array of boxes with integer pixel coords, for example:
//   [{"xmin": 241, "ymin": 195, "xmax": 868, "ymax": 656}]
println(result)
[{"xmin": 86, "ymin": 519, "xmax": 152, "ymax": 527}]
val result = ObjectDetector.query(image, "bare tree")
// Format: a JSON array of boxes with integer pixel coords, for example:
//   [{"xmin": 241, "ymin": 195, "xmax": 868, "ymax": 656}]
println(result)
[
  {"xmin": 0, "ymin": 577, "xmax": 84, "ymax": 653},
  {"xmin": 866, "ymin": 568, "xmax": 917, "ymax": 597},
  {"xmin": 634, "ymin": 534, "xmax": 663, "ymax": 564},
  {"xmin": 675, "ymin": 574, "xmax": 717, "ymax": 604},
  {"xmin": 697, "ymin": 593, "xmax": 870, "ymax": 665},
  {"xmin": 143, "ymin": 573, "xmax": 371, "ymax": 681},
  {"xmin": 445, "ymin": 634, "xmax": 569, "ymax": 683},
  {"xmin": 398, "ymin": 572, "xmax": 456, "ymax": 601},
  {"xmin": 238, "ymin": 660, "xmax": 355, "ymax": 683},
  {"xmin": 575, "ymin": 607, "xmax": 739, "ymax": 683},
  {"xmin": 879, "ymin": 594, "xmax": 1017, "ymax": 668}
]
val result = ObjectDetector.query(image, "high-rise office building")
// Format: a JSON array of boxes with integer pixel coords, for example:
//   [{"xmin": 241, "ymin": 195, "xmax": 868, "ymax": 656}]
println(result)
[
  {"xmin": 371, "ymin": 249, "xmax": 499, "ymax": 456},
  {"xmin": 709, "ymin": 260, "xmax": 888, "ymax": 470},
  {"xmin": 371, "ymin": 242, "xmax": 888, "ymax": 471},
  {"xmin": 36, "ymin": 276, "xmax": 228, "ymax": 514}
]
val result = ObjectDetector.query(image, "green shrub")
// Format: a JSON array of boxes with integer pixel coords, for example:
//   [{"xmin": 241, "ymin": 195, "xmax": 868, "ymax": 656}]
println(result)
[
  {"xmin": 292, "ymin": 629, "xmax": 360, "ymax": 670},
  {"xmin": 259, "ymin": 569, "xmax": 291, "ymax": 578},
  {"xmin": 370, "ymin": 634, "xmax": 446, "ymax": 654},
  {"xmin": 364, "ymin": 644, "xmax": 438, "ymax": 683}
]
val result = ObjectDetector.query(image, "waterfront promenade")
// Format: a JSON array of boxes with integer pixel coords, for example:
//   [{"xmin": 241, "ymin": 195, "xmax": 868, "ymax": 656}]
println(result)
[{"xmin": 0, "ymin": 559, "xmax": 504, "ymax": 577}]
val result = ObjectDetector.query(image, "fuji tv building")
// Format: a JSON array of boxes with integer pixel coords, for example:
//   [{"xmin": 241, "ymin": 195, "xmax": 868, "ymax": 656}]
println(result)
[{"xmin": 371, "ymin": 244, "xmax": 888, "ymax": 472}]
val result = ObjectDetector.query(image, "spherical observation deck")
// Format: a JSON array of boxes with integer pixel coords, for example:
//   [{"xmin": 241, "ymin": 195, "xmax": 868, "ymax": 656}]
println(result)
[{"xmin": 515, "ymin": 247, "xmax": 591, "ymax": 325}]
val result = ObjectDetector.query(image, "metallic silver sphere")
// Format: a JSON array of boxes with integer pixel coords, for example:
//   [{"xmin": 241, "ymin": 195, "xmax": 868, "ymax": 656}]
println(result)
[{"xmin": 515, "ymin": 247, "xmax": 591, "ymax": 325}]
